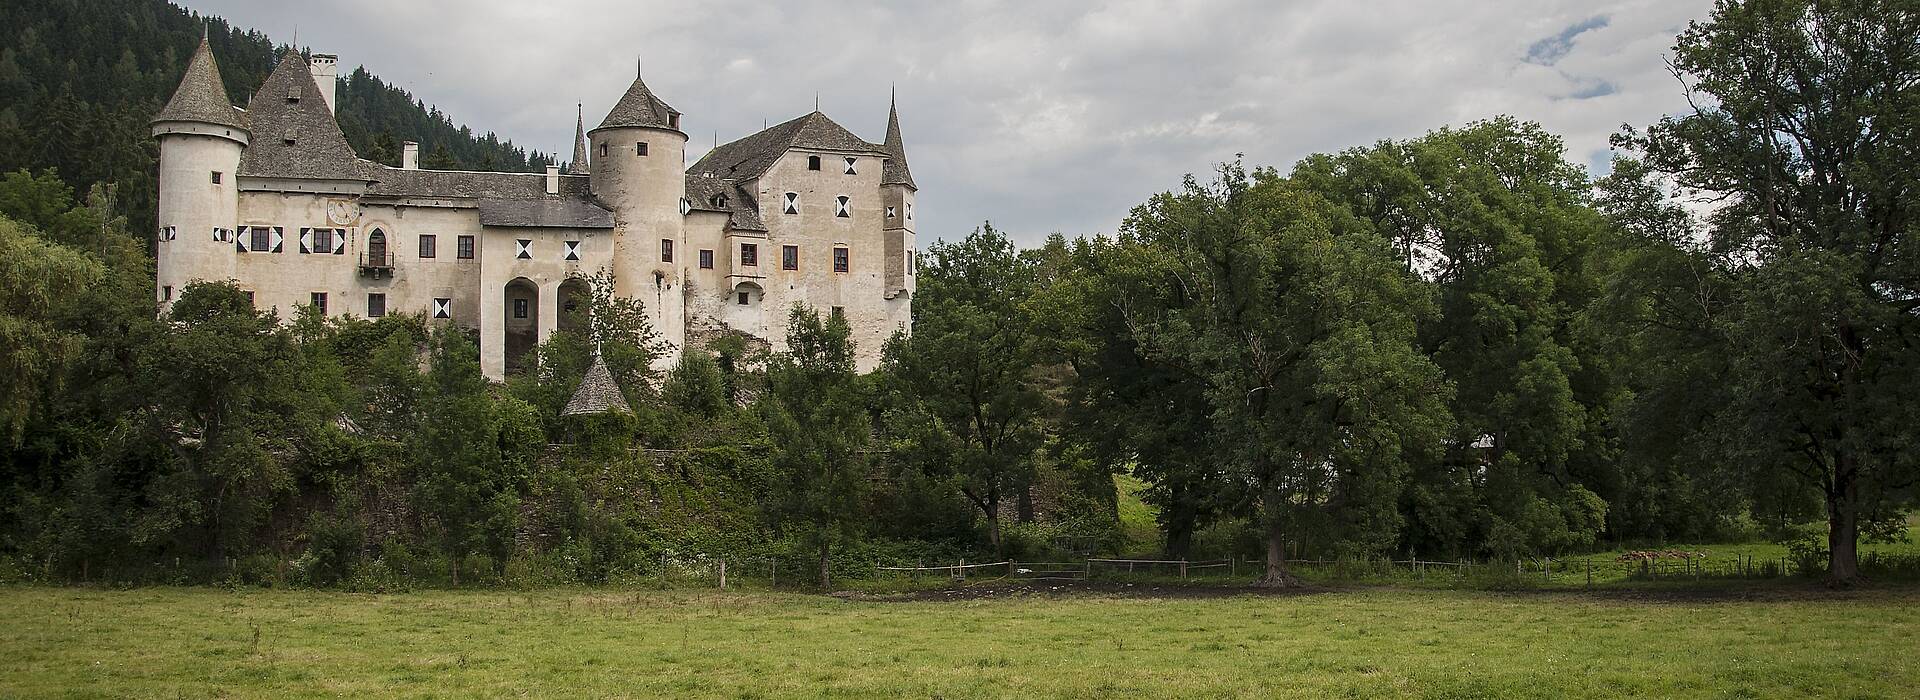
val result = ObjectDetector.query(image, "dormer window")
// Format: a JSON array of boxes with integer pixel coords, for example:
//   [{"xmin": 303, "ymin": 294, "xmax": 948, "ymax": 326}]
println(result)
[
  {"xmin": 835, "ymin": 196, "xmax": 851, "ymax": 218},
  {"xmin": 669, "ymin": 114, "xmax": 680, "ymax": 129},
  {"xmin": 710, "ymin": 193, "xmax": 728, "ymax": 208},
  {"xmin": 807, "ymin": 155, "xmax": 821, "ymax": 171},
  {"xmin": 285, "ymin": 84, "xmax": 300, "ymax": 103},
  {"xmin": 844, "ymin": 157, "xmax": 857, "ymax": 175},
  {"xmin": 783, "ymin": 192, "xmax": 799, "ymax": 215},
  {"xmin": 282, "ymin": 128, "xmax": 297, "ymax": 146}
]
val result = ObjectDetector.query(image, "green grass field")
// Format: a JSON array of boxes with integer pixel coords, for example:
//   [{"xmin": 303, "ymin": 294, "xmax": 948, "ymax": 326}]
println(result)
[{"xmin": 3, "ymin": 584, "xmax": 1916, "ymax": 698}]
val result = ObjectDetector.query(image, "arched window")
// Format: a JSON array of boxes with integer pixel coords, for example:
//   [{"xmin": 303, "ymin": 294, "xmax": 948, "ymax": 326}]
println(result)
[{"xmin": 367, "ymin": 229, "xmax": 388, "ymax": 264}]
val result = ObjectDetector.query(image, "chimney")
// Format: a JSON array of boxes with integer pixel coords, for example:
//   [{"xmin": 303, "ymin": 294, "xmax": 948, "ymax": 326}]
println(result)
[
  {"xmin": 308, "ymin": 53, "xmax": 338, "ymax": 114},
  {"xmin": 401, "ymin": 141, "xmax": 419, "ymax": 170},
  {"xmin": 545, "ymin": 165, "xmax": 560, "ymax": 195}
]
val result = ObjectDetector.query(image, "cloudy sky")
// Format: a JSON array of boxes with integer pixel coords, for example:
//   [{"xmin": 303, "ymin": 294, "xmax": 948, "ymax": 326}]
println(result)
[{"xmin": 183, "ymin": 0, "xmax": 1714, "ymax": 247}]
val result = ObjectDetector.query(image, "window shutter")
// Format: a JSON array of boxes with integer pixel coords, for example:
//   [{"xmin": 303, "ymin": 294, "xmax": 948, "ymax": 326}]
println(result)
[
  {"xmin": 333, "ymin": 228, "xmax": 348, "ymax": 255},
  {"xmin": 271, "ymin": 227, "xmax": 284, "ymax": 253},
  {"xmin": 298, "ymin": 228, "xmax": 312, "ymax": 254},
  {"xmin": 235, "ymin": 226, "xmax": 251, "ymax": 252}
]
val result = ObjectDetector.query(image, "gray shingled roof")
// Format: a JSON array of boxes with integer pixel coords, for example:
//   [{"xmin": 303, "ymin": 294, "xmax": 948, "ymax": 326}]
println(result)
[
  {"xmin": 562, "ymin": 355, "xmax": 632, "ymax": 416},
  {"xmin": 568, "ymin": 105, "xmax": 590, "ymax": 175},
  {"xmin": 684, "ymin": 174, "xmax": 767, "ymax": 232},
  {"xmin": 477, "ymin": 199, "xmax": 613, "ymax": 228},
  {"xmin": 882, "ymin": 97, "xmax": 916, "ymax": 189},
  {"xmin": 596, "ymin": 72, "xmax": 680, "ymax": 131},
  {"xmin": 153, "ymin": 38, "xmax": 248, "ymax": 131},
  {"xmin": 688, "ymin": 112, "xmax": 888, "ymax": 182},
  {"xmin": 238, "ymin": 49, "xmax": 367, "ymax": 181},
  {"xmin": 364, "ymin": 168, "xmax": 591, "ymax": 200}
]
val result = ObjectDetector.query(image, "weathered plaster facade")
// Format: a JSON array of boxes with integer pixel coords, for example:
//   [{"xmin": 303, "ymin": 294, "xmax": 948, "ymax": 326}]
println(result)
[{"xmin": 153, "ymin": 40, "xmax": 915, "ymax": 379}]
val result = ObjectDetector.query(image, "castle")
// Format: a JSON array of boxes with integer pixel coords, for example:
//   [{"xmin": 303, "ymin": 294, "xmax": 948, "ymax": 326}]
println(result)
[{"xmin": 153, "ymin": 38, "xmax": 916, "ymax": 379}]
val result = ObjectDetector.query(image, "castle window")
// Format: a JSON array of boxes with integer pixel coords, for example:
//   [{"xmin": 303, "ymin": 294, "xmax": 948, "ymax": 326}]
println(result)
[
  {"xmin": 433, "ymin": 297, "xmax": 451, "ymax": 319},
  {"xmin": 162, "ymin": 285, "xmax": 172, "ymax": 302},
  {"xmin": 669, "ymin": 114, "xmax": 680, "ymax": 129},
  {"xmin": 783, "ymin": 192, "xmax": 799, "ymax": 215},
  {"xmin": 250, "ymin": 227, "xmax": 271, "ymax": 252},
  {"xmin": 419, "ymin": 234, "xmax": 437, "ymax": 259},
  {"xmin": 699, "ymin": 249, "xmax": 713, "ymax": 269},
  {"xmin": 737, "ymin": 291, "xmax": 750, "ymax": 306},
  {"xmin": 835, "ymin": 196, "xmax": 851, "ymax": 218},
  {"xmin": 660, "ymin": 239, "xmax": 673, "ymax": 263},
  {"xmin": 908, "ymin": 250, "xmax": 916, "ymax": 275},
  {"xmin": 600, "ymin": 143, "xmax": 608, "ymax": 158},
  {"xmin": 834, "ymin": 246, "xmax": 849, "ymax": 272},
  {"xmin": 740, "ymin": 243, "xmax": 758, "ymax": 267},
  {"xmin": 210, "ymin": 171, "xmax": 222, "ymax": 184},
  {"xmin": 782, "ymin": 245, "xmax": 799, "ymax": 270},
  {"xmin": 564, "ymin": 240, "xmax": 581, "ymax": 261},
  {"xmin": 244, "ymin": 291, "xmax": 254, "ymax": 306},
  {"xmin": 515, "ymin": 239, "xmax": 532, "ymax": 259},
  {"xmin": 310, "ymin": 292, "xmax": 328, "ymax": 315},
  {"xmin": 907, "ymin": 203, "xmax": 913, "ymax": 220},
  {"xmin": 636, "ymin": 142, "xmax": 649, "ymax": 156},
  {"xmin": 513, "ymin": 298, "xmax": 529, "ymax": 319},
  {"xmin": 845, "ymin": 157, "xmax": 858, "ymax": 175},
  {"xmin": 367, "ymin": 293, "xmax": 386, "ymax": 318},
  {"xmin": 312, "ymin": 228, "xmax": 334, "ymax": 254},
  {"xmin": 457, "ymin": 235, "xmax": 474, "ymax": 260},
  {"xmin": 161, "ymin": 225, "xmax": 177, "ymax": 242},
  {"xmin": 831, "ymin": 306, "xmax": 844, "ymax": 318},
  {"xmin": 807, "ymin": 155, "xmax": 821, "ymax": 171},
  {"xmin": 886, "ymin": 205, "xmax": 896, "ymax": 219}
]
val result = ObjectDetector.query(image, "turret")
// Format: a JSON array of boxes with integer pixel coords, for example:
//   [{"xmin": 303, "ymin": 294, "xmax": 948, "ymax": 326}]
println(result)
[
  {"xmin": 152, "ymin": 35, "xmax": 249, "ymax": 309},
  {"xmin": 589, "ymin": 64, "xmax": 689, "ymax": 362},
  {"xmin": 567, "ymin": 104, "xmax": 590, "ymax": 175},
  {"xmin": 880, "ymin": 91, "xmax": 917, "ymax": 301}
]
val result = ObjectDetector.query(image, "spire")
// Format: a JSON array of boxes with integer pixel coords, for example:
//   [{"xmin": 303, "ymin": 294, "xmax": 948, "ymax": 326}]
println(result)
[
  {"xmin": 881, "ymin": 89, "xmax": 915, "ymax": 189},
  {"xmin": 562, "ymin": 352, "xmax": 632, "ymax": 416},
  {"xmin": 596, "ymin": 64, "xmax": 680, "ymax": 131},
  {"xmin": 567, "ymin": 103, "xmax": 590, "ymax": 174},
  {"xmin": 153, "ymin": 36, "xmax": 248, "ymax": 131}
]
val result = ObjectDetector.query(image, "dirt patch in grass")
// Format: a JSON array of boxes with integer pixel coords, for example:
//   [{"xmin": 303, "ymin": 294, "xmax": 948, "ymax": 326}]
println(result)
[{"xmin": 846, "ymin": 578, "xmax": 1335, "ymax": 602}]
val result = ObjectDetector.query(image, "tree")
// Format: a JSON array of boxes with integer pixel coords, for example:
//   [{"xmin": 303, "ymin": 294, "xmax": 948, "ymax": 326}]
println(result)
[
  {"xmin": 0, "ymin": 214, "xmax": 101, "ymax": 443},
  {"xmin": 881, "ymin": 224, "xmax": 1047, "ymax": 551},
  {"xmin": 761, "ymin": 305, "xmax": 870, "ymax": 588},
  {"xmin": 1619, "ymin": 0, "xmax": 1920, "ymax": 584},
  {"xmin": 412, "ymin": 325, "xmax": 542, "ymax": 584},
  {"xmin": 1119, "ymin": 163, "xmax": 1453, "ymax": 585}
]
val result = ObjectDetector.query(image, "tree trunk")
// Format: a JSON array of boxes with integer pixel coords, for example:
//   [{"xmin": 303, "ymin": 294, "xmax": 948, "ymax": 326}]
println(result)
[
  {"xmin": 817, "ymin": 539, "xmax": 832, "ymax": 590},
  {"xmin": 1255, "ymin": 510, "xmax": 1300, "ymax": 588},
  {"xmin": 1826, "ymin": 458, "xmax": 1861, "ymax": 586},
  {"xmin": 986, "ymin": 514, "xmax": 1002, "ymax": 552},
  {"xmin": 1016, "ymin": 484, "xmax": 1036, "ymax": 524}
]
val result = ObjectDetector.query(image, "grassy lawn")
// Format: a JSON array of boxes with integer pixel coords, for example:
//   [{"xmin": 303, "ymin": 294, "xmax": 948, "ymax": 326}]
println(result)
[{"xmin": 3, "ymin": 585, "xmax": 1916, "ymax": 698}]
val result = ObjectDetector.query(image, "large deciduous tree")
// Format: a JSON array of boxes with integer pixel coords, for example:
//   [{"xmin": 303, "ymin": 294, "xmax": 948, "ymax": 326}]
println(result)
[
  {"xmin": 762, "ymin": 305, "xmax": 871, "ymax": 588},
  {"xmin": 1620, "ymin": 0, "xmax": 1920, "ymax": 583}
]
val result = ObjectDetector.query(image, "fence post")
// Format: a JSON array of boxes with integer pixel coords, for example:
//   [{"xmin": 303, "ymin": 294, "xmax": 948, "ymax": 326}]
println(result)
[
  {"xmin": 1009, "ymin": 561, "xmax": 1016, "ymax": 577},
  {"xmin": 1230, "ymin": 556, "xmax": 1237, "ymax": 577},
  {"xmin": 770, "ymin": 558, "xmax": 777, "ymax": 589},
  {"xmin": 1585, "ymin": 559, "xmax": 1592, "ymax": 588},
  {"xmin": 1180, "ymin": 560, "xmax": 1188, "ymax": 581},
  {"xmin": 719, "ymin": 560, "xmax": 727, "ymax": 590},
  {"xmin": 958, "ymin": 558, "xmax": 965, "ymax": 581}
]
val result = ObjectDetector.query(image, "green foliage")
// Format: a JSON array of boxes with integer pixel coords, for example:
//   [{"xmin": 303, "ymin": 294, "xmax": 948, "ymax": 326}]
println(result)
[{"xmin": 761, "ymin": 305, "xmax": 871, "ymax": 587}]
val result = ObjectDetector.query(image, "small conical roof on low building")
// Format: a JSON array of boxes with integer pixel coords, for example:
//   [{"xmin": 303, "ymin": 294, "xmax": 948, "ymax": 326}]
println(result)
[
  {"xmin": 567, "ymin": 104, "xmax": 591, "ymax": 174},
  {"xmin": 154, "ymin": 37, "xmax": 248, "ymax": 131},
  {"xmin": 562, "ymin": 353, "xmax": 632, "ymax": 416}
]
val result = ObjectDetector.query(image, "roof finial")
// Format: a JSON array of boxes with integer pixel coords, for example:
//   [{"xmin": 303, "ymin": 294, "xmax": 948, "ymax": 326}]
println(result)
[
  {"xmin": 637, "ymin": 55, "xmax": 644, "ymax": 78},
  {"xmin": 814, "ymin": 92, "xmax": 820, "ymax": 113},
  {"xmin": 202, "ymin": 19, "xmax": 209, "ymax": 42}
]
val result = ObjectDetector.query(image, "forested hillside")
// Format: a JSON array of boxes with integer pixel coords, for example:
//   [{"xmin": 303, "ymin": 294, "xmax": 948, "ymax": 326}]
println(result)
[{"xmin": 0, "ymin": 0, "xmax": 555, "ymax": 240}]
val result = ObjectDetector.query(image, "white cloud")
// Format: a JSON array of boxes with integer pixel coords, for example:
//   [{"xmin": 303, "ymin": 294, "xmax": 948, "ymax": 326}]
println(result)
[{"xmin": 182, "ymin": 0, "xmax": 1715, "ymax": 245}]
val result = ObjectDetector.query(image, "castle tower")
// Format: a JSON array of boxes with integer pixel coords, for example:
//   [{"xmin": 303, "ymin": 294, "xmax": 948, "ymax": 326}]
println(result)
[
  {"xmin": 880, "ymin": 91, "xmax": 917, "ymax": 309},
  {"xmin": 568, "ymin": 104, "xmax": 590, "ymax": 175},
  {"xmin": 151, "ymin": 36, "xmax": 249, "ymax": 310},
  {"xmin": 589, "ymin": 65, "xmax": 688, "ymax": 363}
]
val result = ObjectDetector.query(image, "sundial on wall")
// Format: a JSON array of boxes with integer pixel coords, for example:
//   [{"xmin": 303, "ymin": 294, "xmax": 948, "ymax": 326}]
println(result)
[{"xmin": 325, "ymin": 199, "xmax": 358, "ymax": 226}]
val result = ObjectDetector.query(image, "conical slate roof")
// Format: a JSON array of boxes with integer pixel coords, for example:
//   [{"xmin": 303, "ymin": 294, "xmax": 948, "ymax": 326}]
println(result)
[
  {"xmin": 596, "ymin": 69, "xmax": 680, "ymax": 131},
  {"xmin": 567, "ymin": 104, "xmax": 591, "ymax": 175},
  {"xmin": 562, "ymin": 354, "xmax": 632, "ymax": 416},
  {"xmin": 238, "ymin": 49, "xmax": 367, "ymax": 181},
  {"xmin": 881, "ymin": 93, "xmax": 915, "ymax": 189},
  {"xmin": 154, "ymin": 38, "xmax": 248, "ymax": 131},
  {"xmin": 688, "ymin": 111, "xmax": 886, "ymax": 181}
]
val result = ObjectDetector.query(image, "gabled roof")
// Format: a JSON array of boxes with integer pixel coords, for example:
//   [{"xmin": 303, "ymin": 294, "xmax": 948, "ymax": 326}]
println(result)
[
  {"xmin": 562, "ymin": 354, "xmax": 632, "ymax": 416},
  {"xmin": 685, "ymin": 174, "xmax": 767, "ymax": 232},
  {"xmin": 688, "ymin": 111, "xmax": 887, "ymax": 182},
  {"xmin": 238, "ymin": 49, "xmax": 367, "ymax": 181},
  {"xmin": 596, "ymin": 71, "xmax": 680, "ymax": 131},
  {"xmin": 477, "ymin": 199, "xmax": 613, "ymax": 228},
  {"xmin": 567, "ymin": 104, "xmax": 590, "ymax": 175},
  {"xmin": 153, "ymin": 38, "xmax": 248, "ymax": 131},
  {"xmin": 881, "ymin": 95, "xmax": 915, "ymax": 189}
]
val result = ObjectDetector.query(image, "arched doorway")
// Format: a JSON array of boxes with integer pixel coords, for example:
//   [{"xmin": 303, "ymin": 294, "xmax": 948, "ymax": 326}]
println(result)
[
  {"xmin": 558, "ymin": 277, "xmax": 590, "ymax": 337},
  {"xmin": 504, "ymin": 277, "xmax": 539, "ymax": 374}
]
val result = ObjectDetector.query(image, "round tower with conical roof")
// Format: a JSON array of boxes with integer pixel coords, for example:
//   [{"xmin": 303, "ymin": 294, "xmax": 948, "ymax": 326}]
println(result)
[
  {"xmin": 152, "ymin": 36, "xmax": 249, "ymax": 309},
  {"xmin": 589, "ymin": 64, "xmax": 689, "ymax": 361}
]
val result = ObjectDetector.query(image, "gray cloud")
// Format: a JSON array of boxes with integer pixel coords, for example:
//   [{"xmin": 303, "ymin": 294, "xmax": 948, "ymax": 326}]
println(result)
[{"xmin": 182, "ymin": 0, "xmax": 1713, "ymax": 246}]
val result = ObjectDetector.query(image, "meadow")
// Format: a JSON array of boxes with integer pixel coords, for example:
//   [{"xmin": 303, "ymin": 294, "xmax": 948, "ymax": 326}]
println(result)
[{"xmin": 2, "ymin": 584, "xmax": 1916, "ymax": 699}]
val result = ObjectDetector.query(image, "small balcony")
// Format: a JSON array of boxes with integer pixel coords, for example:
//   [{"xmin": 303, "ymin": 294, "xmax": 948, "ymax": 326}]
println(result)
[{"xmin": 359, "ymin": 251, "xmax": 395, "ymax": 279}]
